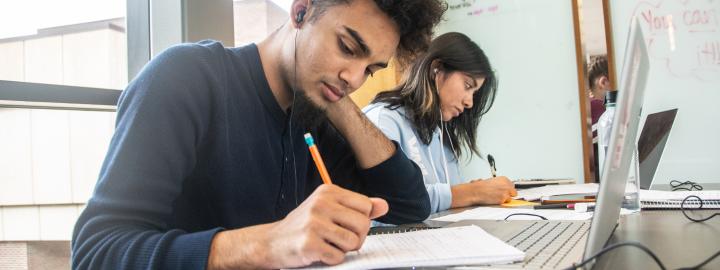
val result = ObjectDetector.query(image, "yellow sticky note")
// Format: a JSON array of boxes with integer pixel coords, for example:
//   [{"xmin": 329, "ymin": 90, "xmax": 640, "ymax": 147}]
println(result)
[{"xmin": 501, "ymin": 199, "xmax": 540, "ymax": 208}]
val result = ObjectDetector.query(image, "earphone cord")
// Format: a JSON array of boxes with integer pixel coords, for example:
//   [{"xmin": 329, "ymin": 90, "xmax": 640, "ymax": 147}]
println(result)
[
  {"xmin": 288, "ymin": 27, "xmax": 300, "ymax": 206},
  {"xmin": 444, "ymin": 123, "xmax": 458, "ymax": 160},
  {"xmin": 439, "ymin": 120, "xmax": 450, "ymax": 184},
  {"xmin": 433, "ymin": 74, "xmax": 452, "ymax": 185}
]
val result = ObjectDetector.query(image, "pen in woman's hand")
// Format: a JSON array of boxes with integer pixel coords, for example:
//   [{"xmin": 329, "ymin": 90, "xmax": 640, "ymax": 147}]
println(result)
[{"xmin": 487, "ymin": 154, "xmax": 497, "ymax": 177}]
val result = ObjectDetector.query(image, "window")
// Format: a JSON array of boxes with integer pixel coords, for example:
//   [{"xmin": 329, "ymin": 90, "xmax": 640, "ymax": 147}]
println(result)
[
  {"xmin": 0, "ymin": 0, "xmax": 126, "ymax": 246},
  {"xmin": 0, "ymin": 0, "xmax": 127, "ymax": 89},
  {"xmin": 233, "ymin": 0, "xmax": 289, "ymax": 46}
]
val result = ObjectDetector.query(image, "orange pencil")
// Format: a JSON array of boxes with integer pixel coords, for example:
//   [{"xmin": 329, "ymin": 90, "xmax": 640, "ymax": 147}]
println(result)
[{"xmin": 304, "ymin": 133, "xmax": 333, "ymax": 185}]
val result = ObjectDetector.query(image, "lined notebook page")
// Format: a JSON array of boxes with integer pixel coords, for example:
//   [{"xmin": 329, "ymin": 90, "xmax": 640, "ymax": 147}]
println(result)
[{"xmin": 296, "ymin": 225, "xmax": 525, "ymax": 270}]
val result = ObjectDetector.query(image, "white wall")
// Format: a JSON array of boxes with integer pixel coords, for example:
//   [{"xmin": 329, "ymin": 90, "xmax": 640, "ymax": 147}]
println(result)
[
  {"xmin": 1, "ymin": 207, "xmax": 40, "ymax": 241},
  {"xmin": 0, "ymin": 41, "xmax": 24, "ymax": 81},
  {"xmin": 24, "ymin": 36, "xmax": 63, "ymax": 85},
  {"xmin": 0, "ymin": 28, "xmax": 127, "ymax": 88},
  {"xmin": 0, "ymin": 28, "xmax": 119, "ymax": 241},
  {"xmin": 0, "ymin": 109, "xmax": 33, "ymax": 205},
  {"xmin": 0, "ymin": 205, "xmax": 84, "ymax": 241}
]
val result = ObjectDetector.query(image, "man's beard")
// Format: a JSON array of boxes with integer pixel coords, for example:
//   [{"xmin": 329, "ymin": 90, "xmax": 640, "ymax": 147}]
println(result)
[{"xmin": 290, "ymin": 90, "xmax": 328, "ymax": 131}]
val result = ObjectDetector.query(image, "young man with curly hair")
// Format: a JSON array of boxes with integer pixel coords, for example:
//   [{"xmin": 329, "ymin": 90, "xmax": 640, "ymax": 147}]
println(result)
[{"xmin": 71, "ymin": 0, "xmax": 446, "ymax": 269}]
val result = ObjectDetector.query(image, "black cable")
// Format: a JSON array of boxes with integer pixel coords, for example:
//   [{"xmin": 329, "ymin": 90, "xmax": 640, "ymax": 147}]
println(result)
[
  {"xmin": 676, "ymin": 249, "xmax": 720, "ymax": 270},
  {"xmin": 563, "ymin": 242, "xmax": 667, "ymax": 270},
  {"xmin": 289, "ymin": 86, "xmax": 299, "ymax": 207},
  {"xmin": 681, "ymin": 195, "xmax": 720, "ymax": 222},
  {"xmin": 564, "ymin": 241, "xmax": 720, "ymax": 270},
  {"xmin": 552, "ymin": 195, "xmax": 719, "ymax": 270},
  {"xmin": 504, "ymin": 213, "xmax": 547, "ymax": 220},
  {"xmin": 670, "ymin": 180, "xmax": 703, "ymax": 191}
]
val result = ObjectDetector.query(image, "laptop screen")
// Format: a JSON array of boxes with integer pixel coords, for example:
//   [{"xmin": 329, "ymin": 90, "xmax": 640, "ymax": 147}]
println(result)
[
  {"xmin": 638, "ymin": 108, "xmax": 678, "ymax": 189},
  {"xmin": 584, "ymin": 17, "xmax": 650, "ymax": 260}
]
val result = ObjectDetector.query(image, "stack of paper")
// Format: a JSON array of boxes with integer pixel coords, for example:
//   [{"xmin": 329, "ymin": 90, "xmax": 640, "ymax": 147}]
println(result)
[
  {"xmin": 431, "ymin": 207, "xmax": 594, "ymax": 222},
  {"xmin": 515, "ymin": 183, "xmax": 599, "ymax": 201},
  {"xmin": 297, "ymin": 226, "xmax": 525, "ymax": 270},
  {"xmin": 430, "ymin": 206, "xmax": 636, "ymax": 222}
]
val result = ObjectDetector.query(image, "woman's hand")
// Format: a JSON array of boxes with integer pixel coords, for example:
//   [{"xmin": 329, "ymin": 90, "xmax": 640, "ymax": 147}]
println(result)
[{"xmin": 451, "ymin": 176, "xmax": 517, "ymax": 208}]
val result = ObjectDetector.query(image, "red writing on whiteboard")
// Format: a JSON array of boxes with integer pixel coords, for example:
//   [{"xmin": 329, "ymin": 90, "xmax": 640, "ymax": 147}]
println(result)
[
  {"xmin": 684, "ymin": 9, "xmax": 712, "ymax": 25},
  {"xmin": 467, "ymin": 4, "xmax": 499, "ymax": 17},
  {"xmin": 699, "ymin": 41, "xmax": 720, "ymax": 66},
  {"xmin": 683, "ymin": 8, "xmax": 718, "ymax": 32},
  {"xmin": 640, "ymin": 8, "xmax": 718, "ymax": 32},
  {"xmin": 641, "ymin": 9, "xmax": 675, "ymax": 32},
  {"xmin": 632, "ymin": 0, "xmax": 720, "ymax": 81}
]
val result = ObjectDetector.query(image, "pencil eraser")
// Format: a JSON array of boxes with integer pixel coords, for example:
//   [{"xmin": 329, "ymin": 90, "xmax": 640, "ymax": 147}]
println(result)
[{"xmin": 304, "ymin": 133, "xmax": 314, "ymax": 146}]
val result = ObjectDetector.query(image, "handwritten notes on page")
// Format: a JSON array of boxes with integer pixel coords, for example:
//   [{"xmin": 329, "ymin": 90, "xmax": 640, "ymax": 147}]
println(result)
[{"xmin": 296, "ymin": 226, "xmax": 525, "ymax": 270}]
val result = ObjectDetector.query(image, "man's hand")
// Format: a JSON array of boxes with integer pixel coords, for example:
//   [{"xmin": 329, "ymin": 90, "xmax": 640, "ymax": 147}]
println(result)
[
  {"xmin": 451, "ymin": 176, "xmax": 518, "ymax": 208},
  {"xmin": 207, "ymin": 184, "xmax": 389, "ymax": 269}
]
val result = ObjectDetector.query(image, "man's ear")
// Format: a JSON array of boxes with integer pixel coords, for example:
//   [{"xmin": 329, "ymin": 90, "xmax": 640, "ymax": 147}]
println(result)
[{"xmin": 291, "ymin": 0, "xmax": 313, "ymax": 28}]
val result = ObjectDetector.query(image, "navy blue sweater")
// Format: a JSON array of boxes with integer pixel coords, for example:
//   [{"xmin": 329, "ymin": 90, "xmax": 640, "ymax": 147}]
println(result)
[{"xmin": 70, "ymin": 41, "xmax": 430, "ymax": 269}]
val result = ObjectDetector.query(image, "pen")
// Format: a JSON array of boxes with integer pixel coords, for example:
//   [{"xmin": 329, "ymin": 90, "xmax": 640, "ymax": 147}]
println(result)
[
  {"xmin": 541, "ymin": 198, "xmax": 596, "ymax": 205},
  {"xmin": 304, "ymin": 133, "xmax": 333, "ymax": 185},
  {"xmin": 533, "ymin": 203, "xmax": 571, "ymax": 209},
  {"xmin": 487, "ymin": 154, "xmax": 497, "ymax": 178}
]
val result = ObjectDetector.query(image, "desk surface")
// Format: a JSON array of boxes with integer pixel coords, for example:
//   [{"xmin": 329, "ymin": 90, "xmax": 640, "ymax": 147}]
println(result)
[
  {"xmin": 594, "ymin": 209, "xmax": 720, "ymax": 269},
  {"xmin": 376, "ymin": 183, "xmax": 720, "ymax": 269}
]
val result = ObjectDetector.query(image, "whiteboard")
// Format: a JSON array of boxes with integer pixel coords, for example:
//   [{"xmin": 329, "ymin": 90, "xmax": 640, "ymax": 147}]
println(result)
[
  {"xmin": 436, "ymin": 0, "xmax": 585, "ymax": 182},
  {"xmin": 609, "ymin": 0, "xmax": 720, "ymax": 185}
]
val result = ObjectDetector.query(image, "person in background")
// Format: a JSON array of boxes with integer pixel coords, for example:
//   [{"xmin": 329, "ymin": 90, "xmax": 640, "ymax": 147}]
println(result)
[
  {"xmin": 587, "ymin": 56, "xmax": 612, "ymax": 181},
  {"xmin": 588, "ymin": 56, "xmax": 611, "ymax": 141},
  {"xmin": 363, "ymin": 32, "xmax": 516, "ymax": 213},
  {"xmin": 71, "ymin": 0, "xmax": 446, "ymax": 269}
]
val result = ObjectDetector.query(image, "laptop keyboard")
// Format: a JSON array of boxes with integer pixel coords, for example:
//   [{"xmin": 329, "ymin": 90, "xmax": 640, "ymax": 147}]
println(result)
[{"xmin": 495, "ymin": 221, "xmax": 590, "ymax": 269}]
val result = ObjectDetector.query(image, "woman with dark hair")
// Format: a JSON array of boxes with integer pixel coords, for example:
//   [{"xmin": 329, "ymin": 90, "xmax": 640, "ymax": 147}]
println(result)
[{"xmin": 363, "ymin": 32, "xmax": 516, "ymax": 213}]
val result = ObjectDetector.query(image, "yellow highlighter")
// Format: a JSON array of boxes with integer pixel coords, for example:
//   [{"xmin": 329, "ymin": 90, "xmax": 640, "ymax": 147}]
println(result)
[{"xmin": 304, "ymin": 133, "xmax": 333, "ymax": 185}]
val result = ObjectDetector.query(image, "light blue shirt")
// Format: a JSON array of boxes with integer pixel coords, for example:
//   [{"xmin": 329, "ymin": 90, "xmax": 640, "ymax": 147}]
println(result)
[{"xmin": 363, "ymin": 102, "xmax": 464, "ymax": 213}]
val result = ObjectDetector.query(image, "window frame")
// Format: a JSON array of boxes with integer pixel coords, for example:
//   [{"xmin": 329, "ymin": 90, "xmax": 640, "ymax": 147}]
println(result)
[
  {"xmin": 0, "ymin": 0, "xmax": 233, "ymax": 111},
  {"xmin": 0, "ymin": 0, "xmax": 151, "ymax": 111}
]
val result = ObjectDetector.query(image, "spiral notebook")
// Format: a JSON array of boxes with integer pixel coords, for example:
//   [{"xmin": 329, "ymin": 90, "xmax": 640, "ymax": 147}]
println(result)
[{"xmin": 639, "ymin": 190, "xmax": 720, "ymax": 209}]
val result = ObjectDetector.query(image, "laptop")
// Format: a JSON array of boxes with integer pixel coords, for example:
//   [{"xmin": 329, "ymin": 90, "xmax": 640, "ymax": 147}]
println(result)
[
  {"xmin": 637, "ymin": 108, "xmax": 678, "ymax": 190},
  {"xmin": 442, "ymin": 19, "xmax": 650, "ymax": 269}
]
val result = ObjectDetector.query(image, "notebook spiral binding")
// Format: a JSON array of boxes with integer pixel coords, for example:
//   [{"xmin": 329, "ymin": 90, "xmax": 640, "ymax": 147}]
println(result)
[{"xmin": 641, "ymin": 199, "xmax": 720, "ymax": 209}]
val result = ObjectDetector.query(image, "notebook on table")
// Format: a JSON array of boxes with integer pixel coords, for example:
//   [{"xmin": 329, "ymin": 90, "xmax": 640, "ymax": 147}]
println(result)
[{"xmin": 640, "ymin": 190, "xmax": 720, "ymax": 209}]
